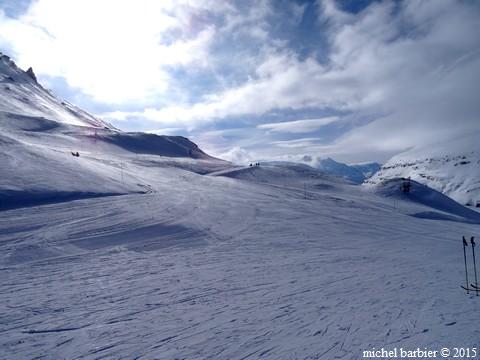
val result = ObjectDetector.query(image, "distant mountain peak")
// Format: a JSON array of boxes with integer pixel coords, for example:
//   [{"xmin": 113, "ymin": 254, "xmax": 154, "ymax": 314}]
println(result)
[
  {"xmin": 25, "ymin": 67, "xmax": 37, "ymax": 82},
  {"xmin": 0, "ymin": 51, "xmax": 112, "ymax": 128},
  {"xmin": 312, "ymin": 157, "xmax": 380, "ymax": 184}
]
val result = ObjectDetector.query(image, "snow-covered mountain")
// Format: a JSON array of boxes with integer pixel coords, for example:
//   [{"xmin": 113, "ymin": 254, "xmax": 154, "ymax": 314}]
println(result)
[
  {"xmin": 2, "ymin": 52, "xmax": 480, "ymax": 358},
  {"xmin": 0, "ymin": 52, "xmax": 229, "ymax": 209},
  {"xmin": 0, "ymin": 52, "xmax": 111, "ymax": 128},
  {"xmin": 313, "ymin": 157, "xmax": 380, "ymax": 184},
  {"xmin": 366, "ymin": 134, "xmax": 480, "ymax": 206}
]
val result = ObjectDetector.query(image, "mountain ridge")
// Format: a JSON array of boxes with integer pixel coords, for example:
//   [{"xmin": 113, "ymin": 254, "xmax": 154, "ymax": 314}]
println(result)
[
  {"xmin": 0, "ymin": 52, "xmax": 229, "ymax": 209},
  {"xmin": 311, "ymin": 157, "xmax": 380, "ymax": 184}
]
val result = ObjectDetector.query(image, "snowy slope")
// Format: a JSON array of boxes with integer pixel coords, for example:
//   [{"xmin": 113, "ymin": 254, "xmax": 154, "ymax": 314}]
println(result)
[
  {"xmin": 1, "ymin": 164, "xmax": 479, "ymax": 359},
  {"xmin": 371, "ymin": 178, "xmax": 480, "ymax": 223},
  {"xmin": 366, "ymin": 134, "xmax": 480, "ymax": 206},
  {"xmin": 0, "ymin": 52, "xmax": 110, "ymax": 128},
  {"xmin": 210, "ymin": 161, "xmax": 345, "ymax": 187},
  {"xmin": 0, "ymin": 53, "xmax": 230, "ymax": 209}
]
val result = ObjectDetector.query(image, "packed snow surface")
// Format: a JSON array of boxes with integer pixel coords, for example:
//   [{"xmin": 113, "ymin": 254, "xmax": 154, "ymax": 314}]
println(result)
[{"xmin": 1, "ymin": 165, "xmax": 480, "ymax": 359}]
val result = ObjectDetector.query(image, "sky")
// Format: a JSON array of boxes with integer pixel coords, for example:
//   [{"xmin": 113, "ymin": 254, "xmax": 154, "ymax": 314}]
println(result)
[{"xmin": 0, "ymin": 0, "xmax": 479, "ymax": 165}]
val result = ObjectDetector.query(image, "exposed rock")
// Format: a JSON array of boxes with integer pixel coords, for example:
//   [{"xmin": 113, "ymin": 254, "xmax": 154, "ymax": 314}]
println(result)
[{"xmin": 26, "ymin": 67, "xmax": 37, "ymax": 82}]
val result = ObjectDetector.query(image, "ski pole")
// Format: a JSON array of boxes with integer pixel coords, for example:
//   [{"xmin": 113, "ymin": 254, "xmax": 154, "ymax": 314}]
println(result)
[
  {"xmin": 463, "ymin": 236, "xmax": 469, "ymax": 294},
  {"xmin": 471, "ymin": 237, "xmax": 478, "ymax": 296}
]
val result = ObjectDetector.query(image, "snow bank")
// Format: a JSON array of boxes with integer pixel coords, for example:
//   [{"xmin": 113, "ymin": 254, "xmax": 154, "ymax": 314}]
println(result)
[{"xmin": 373, "ymin": 178, "xmax": 480, "ymax": 223}]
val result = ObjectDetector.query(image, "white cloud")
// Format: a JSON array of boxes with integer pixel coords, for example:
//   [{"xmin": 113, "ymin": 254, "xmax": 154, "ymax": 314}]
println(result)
[
  {"xmin": 124, "ymin": 0, "xmax": 480, "ymax": 162},
  {"xmin": 217, "ymin": 146, "xmax": 255, "ymax": 164},
  {"xmin": 146, "ymin": 128, "xmax": 185, "ymax": 136},
  {"xmin": 100, "ymin": 53, "xmax": 345, "ymax": 126},
  {"xmin": 271, "ymin": 138, "xmax": 321, "ymax": 148},
  {"xmin": 258, "ymin": 117, "xmax": 339, "ymax": 133},
  {"xmin": 0, "ymin": 0, "xmax": 220, "ymax": 103},
  {"xmin": 319, "ymin": 0, "xmax": 480, "ymax": 159}
]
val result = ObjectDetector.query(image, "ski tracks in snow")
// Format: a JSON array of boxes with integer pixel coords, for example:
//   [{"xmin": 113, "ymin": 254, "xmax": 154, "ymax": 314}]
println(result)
[{"xmin": 1, "ymin": 178, "xmax": 480, "ymax": 359}]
